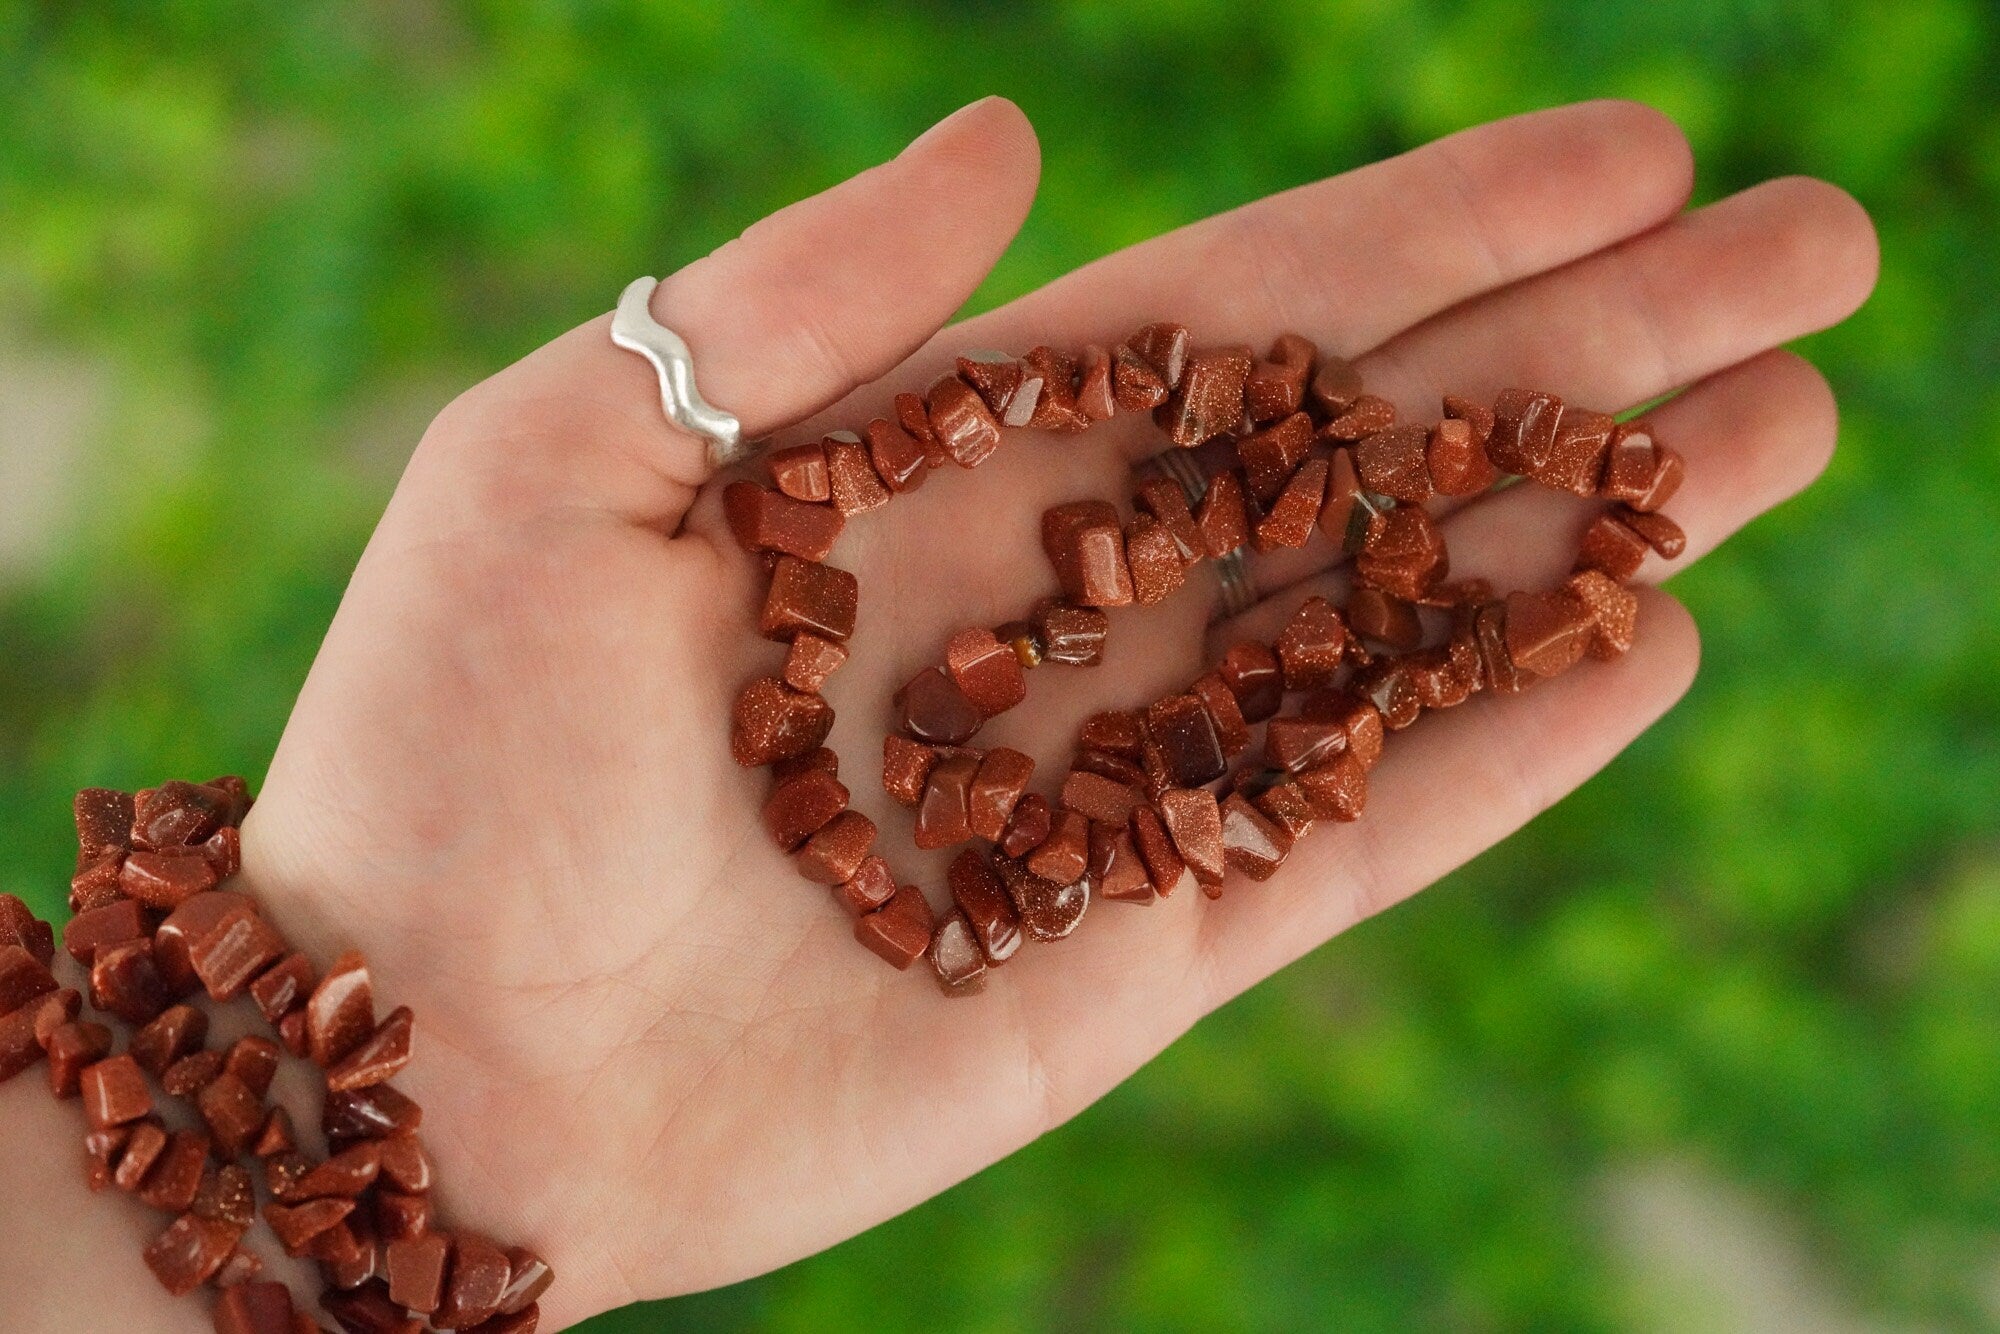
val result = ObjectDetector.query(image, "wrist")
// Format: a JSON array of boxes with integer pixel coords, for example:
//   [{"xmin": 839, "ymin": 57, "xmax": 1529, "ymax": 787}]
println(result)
[
  {"xmin": 0, "ymin": 1011, "xmax": 213, "ymax": 1333},
  {"xmin": 21, "ymin": 779, "xmax": 566, "ymax": 1329},
  {"xmin": 233, "ymin": 789, "xmax": 580, "ymax": 1326}
]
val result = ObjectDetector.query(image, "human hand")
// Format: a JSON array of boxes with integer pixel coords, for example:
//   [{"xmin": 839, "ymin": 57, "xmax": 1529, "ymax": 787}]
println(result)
[{"xmin": 167, "ymin": 96, "xmax": 1877, "ymax": 1329}]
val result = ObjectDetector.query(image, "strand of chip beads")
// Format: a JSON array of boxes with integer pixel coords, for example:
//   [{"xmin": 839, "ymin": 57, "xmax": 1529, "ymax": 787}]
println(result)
[
  {"xmin": 1, "ymin": 779, "xmax": 553, "ymax": 1333},
  {"xmin": 732, "ymin": 324, "xmax": 1685, "ymax": 990}
]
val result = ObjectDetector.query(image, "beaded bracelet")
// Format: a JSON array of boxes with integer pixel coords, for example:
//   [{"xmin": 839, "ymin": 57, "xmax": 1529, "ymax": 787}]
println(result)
[
  {"xmin": 725, "ymin": 324, "xmax": 1685, "ymax": 988},
  {"xmin": 0, "ymin": 780, "xmax": 552, "ymax": 1333}
]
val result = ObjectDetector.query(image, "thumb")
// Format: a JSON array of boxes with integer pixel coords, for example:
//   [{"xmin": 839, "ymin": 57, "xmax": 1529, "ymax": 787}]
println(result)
[{"xmin": 407, "ymin": 96, "xmax": 1042, "ymax": 529}]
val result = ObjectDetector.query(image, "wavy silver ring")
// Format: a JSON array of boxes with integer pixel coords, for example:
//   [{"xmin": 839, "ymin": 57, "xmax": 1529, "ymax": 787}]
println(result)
[
  {"xmin": 1135, "ymin": 447, "xmax": 1259, "ymax": 624},
  {"xmin": 611, "ymin": 276, "xmax": 757, "ymax": 470}
]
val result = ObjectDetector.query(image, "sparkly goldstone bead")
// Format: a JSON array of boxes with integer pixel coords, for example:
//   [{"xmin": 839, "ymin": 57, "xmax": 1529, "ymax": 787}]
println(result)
[{"xmin": 1155, "ymin": 345, "xmax": 1253, "ymax": 447}]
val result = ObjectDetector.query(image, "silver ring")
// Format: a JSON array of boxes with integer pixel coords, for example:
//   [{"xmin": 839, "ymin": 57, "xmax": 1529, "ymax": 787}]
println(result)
[
  {"xmin": 610, "ymin": 276, "xmax": 758, "ymax": 469},
  {"xmin": 1135, "ymin": 447, "xmax": 1258, "ymax": 624}
]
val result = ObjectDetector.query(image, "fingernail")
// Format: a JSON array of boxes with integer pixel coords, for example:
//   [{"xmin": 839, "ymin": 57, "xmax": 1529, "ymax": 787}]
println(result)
[{"xmin": 900, "ymin": 96, "xmax": 1004, "ymax": 157}]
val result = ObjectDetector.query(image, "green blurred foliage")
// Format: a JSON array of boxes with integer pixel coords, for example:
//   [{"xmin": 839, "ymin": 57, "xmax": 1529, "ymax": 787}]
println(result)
[{"xmin": 2, "ymin": 1, "xmax": 1995, "ymax": 1329}]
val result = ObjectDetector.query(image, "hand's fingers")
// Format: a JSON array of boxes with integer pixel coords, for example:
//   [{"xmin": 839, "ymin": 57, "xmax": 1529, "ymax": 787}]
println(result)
[
  {"xmin": 1419, "ymin": 349, "xmax": 1839, "ymax": 591},
  {"xmin": 820, "ymin": 98, "xmax": 1691, "ymax": 475},
  {"xmin": 757, "ymin": 101, "xmax": 1697, "ymax": 652},
  {"xmin": 1183, "ymin": 352, "xmax": 1818, "ymax": 992},
  {"xmin": 680, "ymin": 98, "xmax": 1691, "ymax": 647},
  {"xmin": 1638, "ymin": 350, "xmax": 1840, "ymax": 578},
  {"xmin": 1192, "ymin": 587, "xmax": 1700, "ymax": 1005},
  {"xmin": 403, "ymin": 97, "xmax": 1041, "ymax": 530},
  {"xmin": 963, "ymin": 99, "xmax": 1693, "ymax": 364},
  {"xmin": 1241, "ymin": 176, "xmax": 1876, "ymax": 599},
  {"xmin": 1215, "ymin": 348, "xmax": 1838, "ymax": 648},
  {"xmin": 1363, "ymin": 175, "xmax": 1879, "ymax": 412}
]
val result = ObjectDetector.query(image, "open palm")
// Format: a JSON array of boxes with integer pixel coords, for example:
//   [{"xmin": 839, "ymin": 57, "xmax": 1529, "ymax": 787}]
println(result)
[{"xmin": 216, "ymin": 98, "xmax": 1877, "ymax": 1330}]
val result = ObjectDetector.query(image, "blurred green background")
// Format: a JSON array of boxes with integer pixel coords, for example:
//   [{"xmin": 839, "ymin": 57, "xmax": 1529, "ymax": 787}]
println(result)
[{"xmin": 2, "ymin": 1, "xmax": 1995, "ymax": 1330}]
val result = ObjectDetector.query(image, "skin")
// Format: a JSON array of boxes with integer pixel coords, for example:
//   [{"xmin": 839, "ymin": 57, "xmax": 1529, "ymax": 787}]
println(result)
[{"xmin": 0, "ymin": 97, "xmax": 1877, "ymax": 1330}]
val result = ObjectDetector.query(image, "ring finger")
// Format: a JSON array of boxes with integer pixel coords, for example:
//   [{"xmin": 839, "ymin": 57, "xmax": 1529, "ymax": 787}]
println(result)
[
  {"xmin": 1211, "ymin": 346, "xmax": 1841, "ymax": 651},
  {"xmin": 1240, "ymin": 174, "xmax": 1878, "ymax": 600}
]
